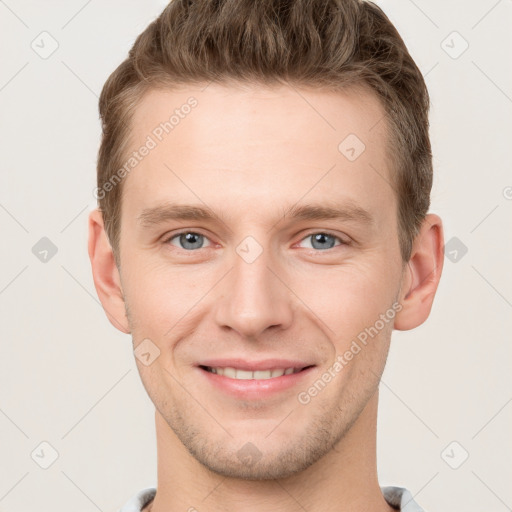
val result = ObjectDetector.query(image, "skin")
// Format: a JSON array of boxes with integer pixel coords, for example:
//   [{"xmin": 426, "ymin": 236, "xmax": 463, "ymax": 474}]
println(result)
[{"xmin": 88, "ymin": 82, "xmax": 444, "ymax": 512}]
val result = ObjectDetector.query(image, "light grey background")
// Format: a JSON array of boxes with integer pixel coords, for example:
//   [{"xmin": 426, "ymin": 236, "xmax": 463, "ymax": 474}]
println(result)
[{"xmin": 1, "ymin": 1, "xmax": 511, "ymax": 511}]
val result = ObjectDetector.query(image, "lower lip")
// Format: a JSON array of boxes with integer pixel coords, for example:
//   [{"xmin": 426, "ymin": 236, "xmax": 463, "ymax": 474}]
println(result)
[{"xmin": 196, "ymin": 366, "xmax": 316, "ymax": 400}]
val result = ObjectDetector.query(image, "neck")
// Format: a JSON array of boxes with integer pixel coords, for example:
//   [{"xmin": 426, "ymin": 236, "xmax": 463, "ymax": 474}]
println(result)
[{"xmin": 147, "ymin": 390, "xmax": 393, "ymax": 512}]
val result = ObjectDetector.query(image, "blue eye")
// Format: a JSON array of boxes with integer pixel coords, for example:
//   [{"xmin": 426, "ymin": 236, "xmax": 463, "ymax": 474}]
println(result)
[
  {"xmin": 166, "ymin": 231, "xmax": 212, "ymax": 251},
  {"xmin": 299, "ymin": 232, "xmax": 345, "ymax": 251},
  {"xmin": 164, "ymin": 231, "xmax": 347, "ymax": 252}
]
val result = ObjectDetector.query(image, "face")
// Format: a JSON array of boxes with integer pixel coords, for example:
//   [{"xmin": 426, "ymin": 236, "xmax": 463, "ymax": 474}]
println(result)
[{"xmin": 116, "ymin": 83, "xmax": 407, "ymax": 479}]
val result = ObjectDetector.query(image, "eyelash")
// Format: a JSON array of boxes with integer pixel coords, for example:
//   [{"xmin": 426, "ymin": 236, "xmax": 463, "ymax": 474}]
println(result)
[{"xmin": 163, "ymin": 230, "xmax": 350, "ymax": 252}]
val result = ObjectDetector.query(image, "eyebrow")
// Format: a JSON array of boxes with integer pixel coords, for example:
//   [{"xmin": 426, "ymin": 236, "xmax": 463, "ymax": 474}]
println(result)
[
  {"xmin": 137, "ymin": 201, "xmax": 374, "ymax": 228},
  {"xmin": 283, "ymin": 202, "xmax": 374, "ymax": 225}
]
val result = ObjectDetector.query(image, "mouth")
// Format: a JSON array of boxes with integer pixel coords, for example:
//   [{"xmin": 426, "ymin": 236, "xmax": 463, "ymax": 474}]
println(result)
[
  {"xmin": 199, "ymin": 365, "xmax": 314, "ymax": 380},
  {"xmin": 196, "ymin": 362, "xmax": 317, "ymax": 400}
]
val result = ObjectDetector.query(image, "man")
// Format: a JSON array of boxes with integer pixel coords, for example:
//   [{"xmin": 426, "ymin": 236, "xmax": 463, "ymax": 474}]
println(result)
[{"xmin": 88, "ymin": 0, "xmax": 444, "ymax": 510}]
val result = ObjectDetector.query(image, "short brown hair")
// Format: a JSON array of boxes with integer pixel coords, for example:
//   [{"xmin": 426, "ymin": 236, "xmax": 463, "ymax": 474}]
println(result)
[{"xmin": 97, "ymin": 0, "xmax": 432, "ymax": 265}]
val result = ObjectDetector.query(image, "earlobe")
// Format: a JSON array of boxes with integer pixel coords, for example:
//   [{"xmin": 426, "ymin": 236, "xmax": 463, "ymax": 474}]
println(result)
[
  {"xmin": 87, "ymin": 209, "xmax": 131, "ymax": 334},
  {"xmin": 394, "ymin": 213, "xmax": 444, "ymax": 331}
]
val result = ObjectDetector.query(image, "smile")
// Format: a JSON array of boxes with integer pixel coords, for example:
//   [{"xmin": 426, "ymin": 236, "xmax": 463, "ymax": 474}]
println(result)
[{"xmin": 200, "ymin": 366, "xmax": 311, "ymax": 380}]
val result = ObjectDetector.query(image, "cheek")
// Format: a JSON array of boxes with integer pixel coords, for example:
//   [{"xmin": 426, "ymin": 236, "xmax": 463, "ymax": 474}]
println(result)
[
  {"xmin": 122, "ymin": 258, "xmax": 213, "ymax": 337},
  {"xmin": 291, "ymin": 261, "xmax": 398, "ymax": 341}
]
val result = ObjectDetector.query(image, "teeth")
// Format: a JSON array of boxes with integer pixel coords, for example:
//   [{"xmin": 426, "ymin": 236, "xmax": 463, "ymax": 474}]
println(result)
[
  {"xmin": 235, "ymin": 369, "xmax": 253, "ymax": 380},
  {"xmin": 206, "ymin": 366, "xmax": 300, "ymax": 380},
  {"xmin": 223, "ymin": 367, "xmax": 236, "ymax": 378}
]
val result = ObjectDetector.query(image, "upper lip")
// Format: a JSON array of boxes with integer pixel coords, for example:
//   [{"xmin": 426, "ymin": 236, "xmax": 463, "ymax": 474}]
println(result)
[{"xmin": 197, "ymin": 358, "xmax": 315, "ymax": 371}]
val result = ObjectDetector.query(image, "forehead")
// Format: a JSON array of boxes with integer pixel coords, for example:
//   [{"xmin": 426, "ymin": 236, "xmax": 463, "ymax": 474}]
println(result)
[
  {"xmin": 122, "ymin": 82, "xmax": 394, "ymax": 227},
  {"xmin": 130, "ymin": 82, "xmax": 388, "ymax": 153}
]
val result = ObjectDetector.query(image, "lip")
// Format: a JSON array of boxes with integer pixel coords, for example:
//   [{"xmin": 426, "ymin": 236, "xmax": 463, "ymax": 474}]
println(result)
[
  {"xmin": 196, "ymin": 358, "xmax": 314, "ymax": 371},
  {"xmin": 196, "ymin": 363, "xmax": 316, "ymax": 400}
]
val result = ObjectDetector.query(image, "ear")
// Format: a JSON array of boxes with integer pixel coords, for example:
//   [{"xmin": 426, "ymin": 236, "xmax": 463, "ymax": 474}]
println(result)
[
  {"xmin": 394, "ymin": 213, "xmax": 444, "ymax": 331},
  {"xmin": 87, "ymin": 209, "xmax": 130, "ymax": 334}
]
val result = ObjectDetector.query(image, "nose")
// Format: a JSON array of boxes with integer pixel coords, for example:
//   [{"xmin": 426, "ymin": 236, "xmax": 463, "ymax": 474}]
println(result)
[{"xmin": 213, "ymin": 241, "xmax": 294, "ymax": 339}]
